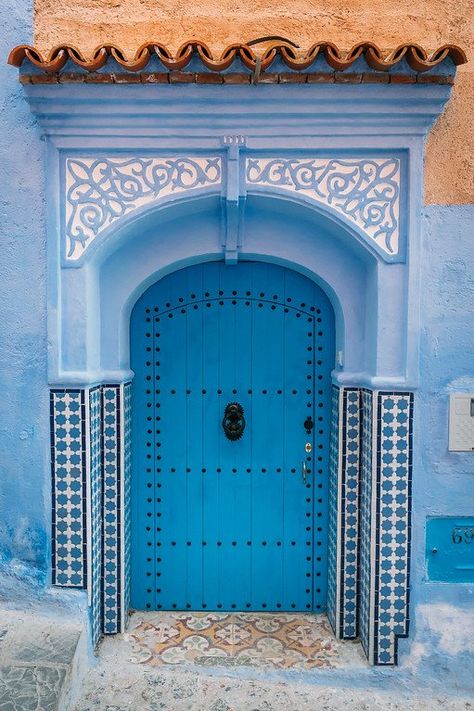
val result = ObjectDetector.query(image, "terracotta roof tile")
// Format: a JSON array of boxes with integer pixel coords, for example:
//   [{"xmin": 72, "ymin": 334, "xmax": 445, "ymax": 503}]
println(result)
[{"xmin": 8, "ymin": 40, "xmax": 467, "ymax": 77}]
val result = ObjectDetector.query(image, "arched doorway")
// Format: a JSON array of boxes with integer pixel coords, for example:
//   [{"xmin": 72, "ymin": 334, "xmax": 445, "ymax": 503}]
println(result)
[{"xmin": 130, "ymin": 261, "xmax": 335, "ymax": 613}]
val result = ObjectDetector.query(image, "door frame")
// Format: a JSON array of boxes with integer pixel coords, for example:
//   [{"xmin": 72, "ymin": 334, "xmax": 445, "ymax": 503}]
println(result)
[{"xmin": 48, "ymin": 164, "xmax": 415, "ymax": 666}]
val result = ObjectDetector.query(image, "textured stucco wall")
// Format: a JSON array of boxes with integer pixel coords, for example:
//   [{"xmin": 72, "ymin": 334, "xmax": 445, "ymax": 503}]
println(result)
[
  {"xmin": 406, "ymin": 204, "xmax": 474, "ymax": 678},
  {"xmin": 0, "ymin": 0, "xmax": 48, "ymax": 572},
  {"xmin": 32, "ymin": 0, "xmax": 474, "ymax": 205}
]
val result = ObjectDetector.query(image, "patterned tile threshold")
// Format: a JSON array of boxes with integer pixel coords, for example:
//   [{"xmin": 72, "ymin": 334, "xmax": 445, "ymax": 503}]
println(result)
[{"xmin": 124, "ymin": 612, "xmax": 365, "ymax": 670}]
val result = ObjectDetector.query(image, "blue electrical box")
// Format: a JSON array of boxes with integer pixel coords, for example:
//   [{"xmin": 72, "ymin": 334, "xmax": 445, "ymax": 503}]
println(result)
[{"xmin": 426, "ymin": 517, "xmax": 474, "ymax": 582}]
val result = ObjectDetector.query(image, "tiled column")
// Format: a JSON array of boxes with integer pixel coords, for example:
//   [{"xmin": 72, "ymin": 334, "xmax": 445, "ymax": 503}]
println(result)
[
  {"xmin": 88, "ymin": 386, "xmax": 103, "ymax": 648},
  {"xmin": 358, "ymin": 389, "xmax": 374, "ymax": 658},
  {"xmin": 101, "ymin": 383, "xmax": 132, "ymax": 634},
  {"xmin": 359, "ymin": 390, "xmax": 413, "ymax": 665},
  {"xmin": 327, "ymin": 386, "xmax": 361, "ymax": 640},
  {"xmin": 51, "ymin": 383, "xmax": 132, "ymax": 646},
  {"xmin": 50, "ymin": 386, "xmax": 103, "ymax": 649},
  {"xmin": 51, "ymin": 389, "xmax": 88, "ymax": 589}
]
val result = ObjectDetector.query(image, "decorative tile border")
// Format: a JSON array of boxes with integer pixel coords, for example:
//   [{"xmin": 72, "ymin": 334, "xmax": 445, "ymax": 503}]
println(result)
[
  {"xmin": 101, "ymin": 383, "xmax": 132, "ymax": 634},
  {"xmin": 358, "ymin": 389, "xmax": 374, "ymax": 659},
  {"xmin": 246, "ymin": 157, "xmax": 401, "ymax": 257},
  {"xmin": 50, "ymin": 389, "xmax": 87, "ymax": 588},
  {"xmin": 101, "ymin": 385, "xmax": 122, "ymax": 634},
  {"xmin": 339, "ymin": 388, "xmax": 361, "ymax": 639},
  {"xmin": 123, "ymin": 383, "xmax": 132, "ymax": 622},
  {"xmin": 65, "ymin": 157, "xmax": 222, "ymax": 261},
  {"xmin": 358, "ymin": 389, "xmax": 413, "ymax": 665},
  {"xmin": 51, "ymin": 383, "xmax": 132, "ymax": 644},
  {"xmin": 373, "ymin": 392, "xmax": 413, "ymax": 665},
  {"xmin": 327, "ymin": 387, "xmax": 361, "ymax": 640},
  {"xmin": 327, "ymin": 385, "xmax": 340, "ymax": 635},
  {"xmin": 88, "ymin": 386, "xmax": 103, "ymax": 649}
]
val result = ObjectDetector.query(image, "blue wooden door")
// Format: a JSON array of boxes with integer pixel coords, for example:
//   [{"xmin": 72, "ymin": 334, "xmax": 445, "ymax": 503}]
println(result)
[{"xmin": 131, "ymin": 262, "xmax": 334, "ymax": 613}]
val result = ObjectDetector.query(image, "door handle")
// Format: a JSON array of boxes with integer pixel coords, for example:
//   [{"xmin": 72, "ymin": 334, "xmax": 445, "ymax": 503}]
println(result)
[{"xmin": 222, "ymin": 402, "xmax": 245, "ymax": 441}]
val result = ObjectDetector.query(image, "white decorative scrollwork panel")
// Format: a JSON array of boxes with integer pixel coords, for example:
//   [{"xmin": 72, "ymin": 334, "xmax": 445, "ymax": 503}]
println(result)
[
  {"xmin": 246, "ymin": 158, "xmax": 401, "ymax": 256},
  {"xmin": 65, "ymin": 157, "xmax": 222, "ymax": 261}
]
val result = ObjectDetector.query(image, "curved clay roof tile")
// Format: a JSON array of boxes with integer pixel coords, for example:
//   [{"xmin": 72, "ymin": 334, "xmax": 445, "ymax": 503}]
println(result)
[
  {"xmin": 110, "ymin": 44, "xmax": 151, "ymax": 72},
  {"xmin": 405, "ymin": 44, "xmax": 467, "ymax": 72},
  {"xmin": 7, "ymin": 41, "xmax": 467, "ymax": 75},
  {"xmin": 73, "ymin": 46, "xmax": 109, "ymax": 71},
  {"xmin": 196, "ymin": 42, "xmax": 238, "ymax": 71}
]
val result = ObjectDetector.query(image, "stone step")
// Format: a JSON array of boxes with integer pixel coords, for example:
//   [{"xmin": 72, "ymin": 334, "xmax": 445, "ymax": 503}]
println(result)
[{"xmin": 0, "ymin": 609, "xmax": 83, "ymax": 711}]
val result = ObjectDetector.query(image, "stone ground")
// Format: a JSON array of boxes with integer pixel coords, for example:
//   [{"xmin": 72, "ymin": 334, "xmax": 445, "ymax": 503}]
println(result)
[
  {"xmin": 0, "ymin": 595, "xmax": 472, "ymax": 711},
  {"xmin": 0, "ymin": 608, "xmax": 82, "ymax": 711},
  {"xmin": 72, "ymin": 612, "xmax": 474, "ymax": 711},
  {"xmin": 0, "ymin": 562, "xmax": 86, "ymax": 711}
]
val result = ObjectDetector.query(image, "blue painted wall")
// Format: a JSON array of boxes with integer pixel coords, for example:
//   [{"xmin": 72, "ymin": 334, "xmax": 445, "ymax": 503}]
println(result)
[
  {"xmin": 0, "ymin": 0, "xmax": 49, "ymax": 576},
  {"xmin": 0, "ymin": 0, "xmax": 473, "ymax": 685},
  {"xmin": 406, "ymin": 205, "xmax": 474, "ymax": 682}
]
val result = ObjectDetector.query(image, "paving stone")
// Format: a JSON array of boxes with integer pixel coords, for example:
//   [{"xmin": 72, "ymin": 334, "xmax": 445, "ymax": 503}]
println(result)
[
  {"xmin": 0, "ymin": 608, "xmax": 82, "ymax": 711},
  {"xmin": 1, "ymin": 616, "xmax": 80, "ymax": 665},
  {"xmin": 0, "ymin": 664, "xmax": 66, "ymax": 711},
  {"xmin": 73, "ymin": 666, "xmax": 474, "ymax": 711}
]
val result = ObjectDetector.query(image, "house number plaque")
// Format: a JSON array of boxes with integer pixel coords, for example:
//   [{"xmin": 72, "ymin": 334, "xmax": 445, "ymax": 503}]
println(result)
[{"xmin": 426, "ymin": 517, "xmax": 474, "ymax": 583}]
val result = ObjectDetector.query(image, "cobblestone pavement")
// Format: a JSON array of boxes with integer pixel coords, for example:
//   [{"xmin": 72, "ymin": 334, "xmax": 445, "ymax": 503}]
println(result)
[{"xmin": 73, "ymin": 613, "xmax": 474, "ymax": 711}]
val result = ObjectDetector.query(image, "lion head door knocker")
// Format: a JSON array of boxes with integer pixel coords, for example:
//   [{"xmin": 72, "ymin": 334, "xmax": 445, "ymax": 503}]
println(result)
[{"xmin": 222, "ymin": 402, "xmax": 246, "ymax": 441}]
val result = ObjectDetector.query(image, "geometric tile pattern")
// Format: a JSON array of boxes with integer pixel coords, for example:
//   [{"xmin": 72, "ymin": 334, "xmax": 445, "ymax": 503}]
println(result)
[
  {"xmin": 123, "ymin": 382, "xmax": 132, "ymax": 624},
  {"xmin": 327, "ymin": 387, "xmax": 361, "ymax": 641},
  {"xmin": 327, "ymin": 385, "xmax": 341, "ymax": 635},
  {"xmin": 101, "ymin": 385, "xmax": 122, "ymax": 635},
  {"xmin": 51, "ymin": 383, "xmax": 132, "ymax": 643},
  {"xmin": 50, "ymin": 389, "xmax": 87, "ymax": 588},
  {"xmin": 339, "ymin": 388, "xmax": 361, "ymax": 639},
  {"xmin": 126, "ymin": 611, "xmax": 363, "ymax": 670},
  {"xmin": 358, "ymin": 388, "xmax": 374, "ymax": 660},
  {"xmin": 88, "ymin": 386, "xmax": 103, "ymax": 649},
  {"xmin": 358, "ymin": 389, "xmax": 413, "ymax": 665},
  {"xmin": 101, "ymin": 383, "xmax": 132, "ymax": 635},
  {"xmin": 372, "ymin": 392, "xmax": 413, "ymax": 665}
]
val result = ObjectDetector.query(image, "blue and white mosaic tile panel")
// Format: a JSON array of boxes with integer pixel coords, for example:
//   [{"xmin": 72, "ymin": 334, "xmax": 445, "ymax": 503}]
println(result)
[
  {"xmin": 327, "ymin": 385, "xmax": 341, "ymax": 635},
  {"xmin": 340, "ymin": 388, "xmax": 361, "ymax": 639},
  {"xmin": 88, "ymin": 386, "xmax": 103, "ymax": 649},
  {"xmin": 123, "ymin": 382, "xmax": 132, "ymax": 623},
  {"xmin": 51, "ymin": 383, "xmax": 132, "ymax": 642},
  {"xmin": 101, "ymin": 382, "xmax": 132, "ymax": 635},
  {"xmin": 358, "ymin": 389, "xmax": 374, "ymax": 660},
  {"xmin": 50, "ymin": 389, "xmax": 87, "ymax": 588},
  {"xmin": 358, "ymin": 389, "xmax": 413, "ymax": 665},
  {"xmin": 102, "ymin": 385, "xmax": 122, "ymax": 634},
  {"xmin": 373, "ymin": 392, "xmax": 413, "ymax": 665},
  {"xmin": 328, "ymin": 386, "xmax": 362, "ymax": 641}
]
